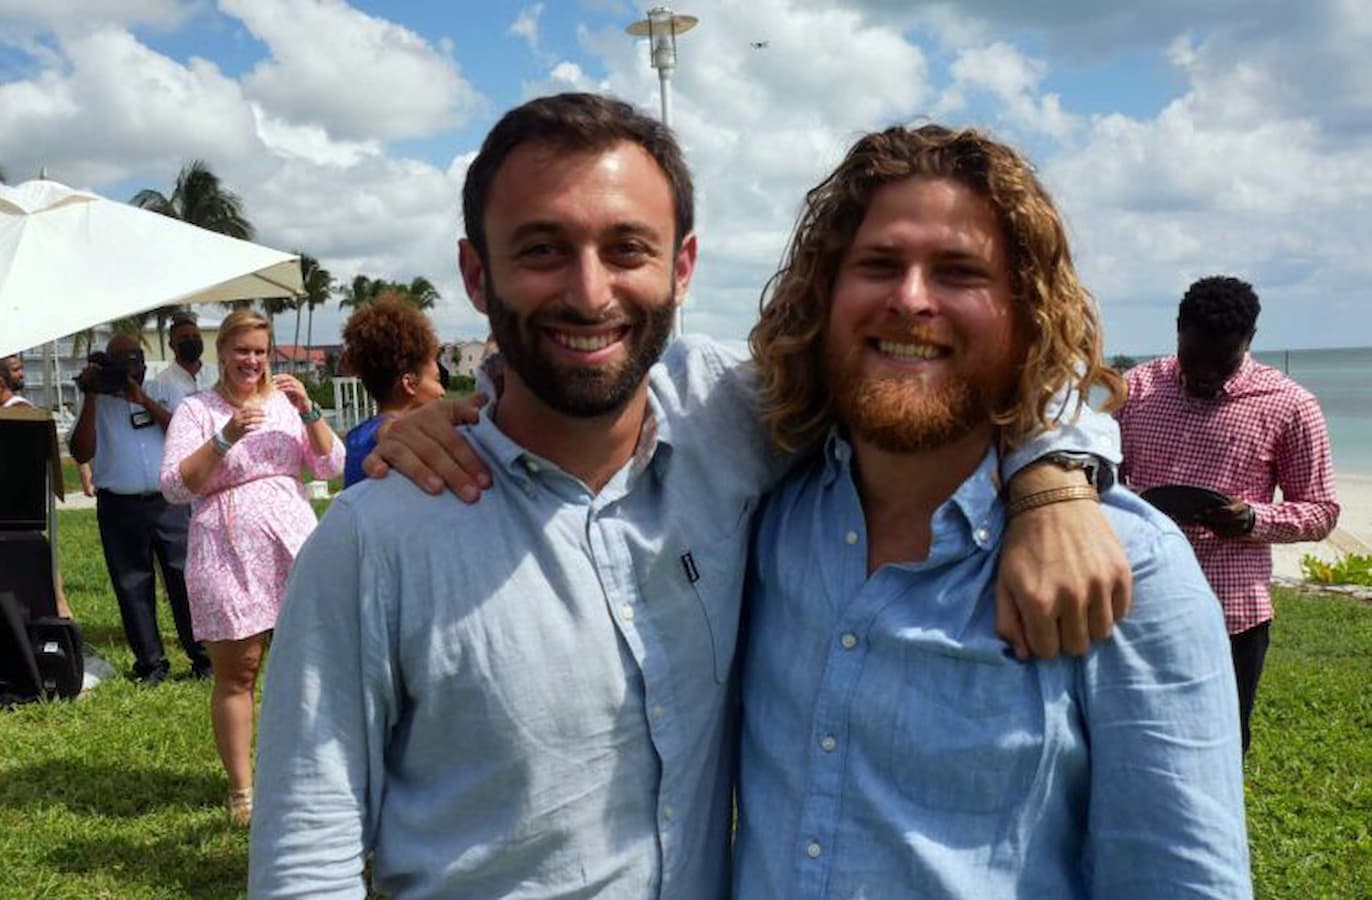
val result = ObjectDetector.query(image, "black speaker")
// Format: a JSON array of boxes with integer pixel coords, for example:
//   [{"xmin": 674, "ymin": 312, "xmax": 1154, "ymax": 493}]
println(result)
[
  {"xmin": 30, "ymin": 617, "xmax": 84, "ymax": 699},
  {"xmin": 0, "ymin": 531, "xmax": 58, "ymax": 620},
  {"xmin": 0, "ymin": 410, "xmax": 60, "ymax": 532},
  {"xmin": 0, "ymin": 591, "xmax": 43, "ymax": 704}
]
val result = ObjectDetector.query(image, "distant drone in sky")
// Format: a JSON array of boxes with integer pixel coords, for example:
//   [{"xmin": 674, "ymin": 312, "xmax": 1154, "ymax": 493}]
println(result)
[{"xmin": 750, "ymin": 40, "xmax": 769, "ymax": 49}]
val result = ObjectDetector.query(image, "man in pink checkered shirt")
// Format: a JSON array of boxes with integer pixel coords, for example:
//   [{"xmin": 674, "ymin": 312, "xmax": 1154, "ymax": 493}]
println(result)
[{"xmin": 1116, "ymin": 275, "xmax": 1339, "ymax": 754}]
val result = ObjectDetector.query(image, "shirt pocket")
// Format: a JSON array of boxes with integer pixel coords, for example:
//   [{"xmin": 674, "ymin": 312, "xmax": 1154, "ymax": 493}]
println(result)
[
  {"xmin": 683, "ymin": 509, "xmax": 752, "ymax": 684},
  {"xmin": 885, "ymin": 647, "xmax": 1047, "ymax": 814}
]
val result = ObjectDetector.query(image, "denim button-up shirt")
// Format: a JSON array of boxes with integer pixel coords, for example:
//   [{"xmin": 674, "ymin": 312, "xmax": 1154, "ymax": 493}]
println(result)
[
  {"xmin": 735, "ymin": 434, "xmax": 1251, "ymax": 899},
  {"xmin": 250, "ymin": 337, "xmax": 1123, "ymax": 899}
]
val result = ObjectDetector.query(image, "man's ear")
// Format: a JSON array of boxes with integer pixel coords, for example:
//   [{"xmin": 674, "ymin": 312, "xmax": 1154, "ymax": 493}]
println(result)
[
  {"xmin": 673, "ymin": 232, "xmax": 698, "ymax": 305},
  {"xmin": 399, "ymin": 372, "xmax": 417, "ymax": 398},
  {"xmin": 459, "ymin": 239, "xmax": 488, "ymax": 314}
]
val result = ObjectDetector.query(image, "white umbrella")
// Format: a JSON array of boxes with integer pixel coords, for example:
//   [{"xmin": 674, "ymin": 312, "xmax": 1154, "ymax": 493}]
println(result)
[{"xmin": 0, "ymin": 179, "xmax": 303, "ymax": 357}]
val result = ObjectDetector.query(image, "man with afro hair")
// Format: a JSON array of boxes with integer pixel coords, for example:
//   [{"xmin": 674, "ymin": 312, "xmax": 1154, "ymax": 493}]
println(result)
[{"xmin": 1117, "ymin": 275, "xmax": 1339, "ymax": 754}]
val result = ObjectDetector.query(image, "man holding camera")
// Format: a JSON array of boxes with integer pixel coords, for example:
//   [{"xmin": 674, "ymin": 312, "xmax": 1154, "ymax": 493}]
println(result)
[{"xmin": 69, "ymin": 334, "xmax": 211, "ymax": 684}]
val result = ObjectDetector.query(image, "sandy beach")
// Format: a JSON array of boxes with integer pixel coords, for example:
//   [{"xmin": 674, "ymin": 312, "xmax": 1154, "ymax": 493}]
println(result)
[{"xmin": 1270, "ymin": 473, "xmax": 1372, "ymax": 579}]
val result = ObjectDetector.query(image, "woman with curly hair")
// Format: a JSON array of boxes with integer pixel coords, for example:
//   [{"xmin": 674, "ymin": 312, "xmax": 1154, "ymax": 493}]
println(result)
[{"xmin": 339, "ymin": 295, "xmax": 446, "ymax": 488}]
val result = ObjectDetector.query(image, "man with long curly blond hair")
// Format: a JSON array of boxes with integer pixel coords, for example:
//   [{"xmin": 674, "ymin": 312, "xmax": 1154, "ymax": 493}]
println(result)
[{"xmin": 734, "ymin": 124, "xmax": 1250, "ymax": 897}]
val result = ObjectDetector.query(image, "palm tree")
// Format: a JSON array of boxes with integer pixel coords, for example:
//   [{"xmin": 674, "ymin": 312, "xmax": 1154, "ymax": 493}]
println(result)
[
  {"xmin": 131, "ymin": 160, "xmax": 255, "ymax": 355},
  {"xmin": 338, "ymin": 274, "xmax": 385, "ymax": 310},
  {"xmin": 297, "ymin": 254, "xmax": 334, "ymax": 375},
  {"xmin": 404, "ymin": 276, "xmax": 440, "ymax": 310},
  {"xmin": 338, "ymin": 274, "xmax": 440, "ymax": 311},
  {"xmin": 110, "ymin": 312, "xmax": 152, "ymax": 348}
]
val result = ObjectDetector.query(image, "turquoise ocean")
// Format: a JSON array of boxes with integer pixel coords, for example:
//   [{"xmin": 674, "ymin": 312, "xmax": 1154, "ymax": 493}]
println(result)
[
  {"xmin": 1250, "ymin": 347, "xmax": 1372, "ymax": 477},
  {"xmin": 1113, "ymin": 347, "xmax": 1372, "ymax": 476}
]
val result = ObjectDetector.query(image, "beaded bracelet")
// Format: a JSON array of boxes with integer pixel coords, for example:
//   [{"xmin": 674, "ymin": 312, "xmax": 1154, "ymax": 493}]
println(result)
[
  {"xmin": 211, "ymin": 429, "xmax": 233, "ymax": 456},
  {"xmin": 300, "ymin": 404, "xmax": 323, "ymax": 424},
  {"xmin": 1005, "ymin": 483, "xmax": 1098, "ymax": 518}
]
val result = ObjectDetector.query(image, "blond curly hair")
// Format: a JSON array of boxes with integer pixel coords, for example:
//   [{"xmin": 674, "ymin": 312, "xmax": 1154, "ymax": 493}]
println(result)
[{"xmin": 750, "ymin": 123, "xmax": 1125, "ymax": 453}]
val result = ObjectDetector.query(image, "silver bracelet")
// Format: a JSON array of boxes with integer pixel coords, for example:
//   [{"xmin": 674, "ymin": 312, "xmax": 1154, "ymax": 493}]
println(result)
[{"xmin": 211, "ymin": 429, "xmax": 233, "ymax": 455}]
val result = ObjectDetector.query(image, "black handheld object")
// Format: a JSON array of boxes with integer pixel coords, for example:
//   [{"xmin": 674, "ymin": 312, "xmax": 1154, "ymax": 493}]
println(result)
[{"xmin": 1140, "ymin": 484, "xmax": 1231, "ymax": 525}]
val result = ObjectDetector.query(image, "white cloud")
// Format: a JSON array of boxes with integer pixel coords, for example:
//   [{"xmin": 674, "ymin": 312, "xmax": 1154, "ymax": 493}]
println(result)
[
  {"xmin": 941, "ymin": 42, "xmax": 1079, "ymax": 139},
  {"xmin": 1039, "ymin": 4, "xmax": 1372, "ymax": 352},
  {"xmin": 0, "ymin": 27, "xmax": 260, "ymax": 186},
  {"xmin": 509, "ymin": 4, "xmax": 544, "ymax": 57},
  {"xmin": 537, "ymin": 0, "xmax": 932, "ymax": 339},
  {"xmin": 220, "ymin": 0, "xmax": 484, "ymax": 142},
  {"xmin": 5, "ymin": 0, "xmax": 1370, "ymax": 354},
  {"xmin": 0, "ymin": 0, "xmax": 192, "ymax": 32},
  {"xmin": 0, "ymin": 16, "xmax": 485, "ymax": 344}
]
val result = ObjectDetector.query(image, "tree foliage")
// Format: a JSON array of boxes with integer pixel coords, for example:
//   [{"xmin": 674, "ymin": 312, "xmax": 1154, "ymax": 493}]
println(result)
[
  {"xmin": 338, "ymin": 274, "xmax": 440, "ymax": 310},
  {"xmin": 131, "ymin": 160, "xmax": 256, "ymax": 353}
]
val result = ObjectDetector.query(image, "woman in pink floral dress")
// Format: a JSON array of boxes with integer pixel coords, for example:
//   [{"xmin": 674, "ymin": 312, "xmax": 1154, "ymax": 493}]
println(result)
[{"xmin": 161, "ymin": 310, "xmax": 343, "ymax": 825}]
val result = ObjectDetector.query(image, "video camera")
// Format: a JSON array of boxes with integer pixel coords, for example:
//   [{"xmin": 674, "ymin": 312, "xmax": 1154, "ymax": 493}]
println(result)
[{"xmin": 77, "ymin": 349, "xmax": 142, "ymax": 395}]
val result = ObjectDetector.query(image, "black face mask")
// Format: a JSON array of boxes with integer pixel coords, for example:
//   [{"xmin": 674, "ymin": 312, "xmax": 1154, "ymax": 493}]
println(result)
[{"xmin": 175, "ymin": 337, "xmax": 204, "ymax": 364}]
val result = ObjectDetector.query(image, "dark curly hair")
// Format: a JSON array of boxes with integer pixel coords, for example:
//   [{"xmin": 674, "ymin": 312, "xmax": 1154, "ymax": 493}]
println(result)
[
  {"xmin": 1177, "ymin": 276, "xmax": 1260, "ymax": 336},
  {"xmin": 339, "ymin": 295, "xmax": 439, "ymax": 406}
]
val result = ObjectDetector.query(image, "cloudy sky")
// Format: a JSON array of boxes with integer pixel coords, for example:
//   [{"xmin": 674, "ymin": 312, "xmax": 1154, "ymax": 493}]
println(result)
[{"xmin": 2, "ymin": 0, "xmax": 1369, "ymax": 355}]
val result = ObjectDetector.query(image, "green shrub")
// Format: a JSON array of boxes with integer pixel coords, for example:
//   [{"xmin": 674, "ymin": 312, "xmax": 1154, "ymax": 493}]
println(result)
[
  {"xmin": 1300, "ymin": 552, "xmax": 1372, "ymax": 586},
  {"xmin": 304, "ymin": 376, "xmax": 337, "ymax": 410}
]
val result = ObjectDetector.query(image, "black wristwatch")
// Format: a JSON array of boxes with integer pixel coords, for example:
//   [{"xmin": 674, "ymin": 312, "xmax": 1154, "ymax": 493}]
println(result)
[{"xmin": 1038, "ymin": 451, "xmax": 1115, "ymax": 493}]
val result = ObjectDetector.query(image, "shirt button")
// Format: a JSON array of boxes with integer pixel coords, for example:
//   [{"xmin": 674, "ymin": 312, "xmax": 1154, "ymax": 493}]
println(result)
[
  {"xmin": 806, "ymin": 841, "xmax": 822, "ymax": 859},
  {"xmin": 820, "ymin": 735, "xmax": 837, "ymax": 752},
  {"xmin": 663, "ymin": 804, "xmax": 675, "ymax": 820},
  {"xmin": 840, "ymin": 633, "xmax": 858, "ymax": 650},
  {"xmin": 525, "ymin": 459, "xmax": 540, "ymax": 472},
  {"xmin": 974, "ymin": 527, "xmax": 990, "ymax": 544},
  {"xmin": 844, "ymin": 530, "xmax": 858, "ymax": 545},
  {"xmin": 620, "ymin": 603, "xmax": 635, "ymax": 621},
  {"xmin": 650, "ymin": 705, "xmax": 665, "ymax": 719}
]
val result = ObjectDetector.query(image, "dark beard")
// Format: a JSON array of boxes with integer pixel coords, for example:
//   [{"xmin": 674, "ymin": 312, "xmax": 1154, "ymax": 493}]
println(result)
[{"xmin": 484, "ymin": 278, "xmax": 675, "ymax": 418}]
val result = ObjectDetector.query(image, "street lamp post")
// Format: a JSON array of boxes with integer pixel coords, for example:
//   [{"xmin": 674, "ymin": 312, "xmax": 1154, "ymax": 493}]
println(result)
[{"xmin": 627, "ymin": 6, "xmax": 698, "ymax": 337}]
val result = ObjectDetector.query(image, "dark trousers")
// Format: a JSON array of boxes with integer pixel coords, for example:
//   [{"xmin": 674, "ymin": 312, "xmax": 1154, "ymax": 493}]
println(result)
[
  {"xmin": 95, "ymin": 490, "xmax": 210, "ymax": 678},
  {"xmin": 1230, "ymin": 620, "xmax": 1271, "ymax": 755}
]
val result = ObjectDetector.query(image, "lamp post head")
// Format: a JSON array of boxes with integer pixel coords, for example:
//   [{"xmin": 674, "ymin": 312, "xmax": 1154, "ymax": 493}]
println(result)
[{"xmin": 626, "ymin": 6, "xmax": 698, "ymax": 72}]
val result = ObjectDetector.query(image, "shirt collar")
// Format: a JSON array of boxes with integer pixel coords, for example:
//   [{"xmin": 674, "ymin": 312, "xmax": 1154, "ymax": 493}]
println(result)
[
  {"xmin": 820, "ymin": 426, "xmax": 1004, "ymax": 552},
  {"xmin": 472, "ymin": 385, "xmax": 672, "ymax": 488},
  {"xmin": 1170, "ymin": 353, "xmax": 1254, "ymax": 399}
]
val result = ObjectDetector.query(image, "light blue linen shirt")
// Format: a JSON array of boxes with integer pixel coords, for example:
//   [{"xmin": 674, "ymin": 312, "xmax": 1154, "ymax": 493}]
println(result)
[
  {"xmin": 82, "ymin": 379, "xmax": 182, "ymax": 495},
  {"xmin": 250, "ymin": 337, "xmax": 1123, "ymax": 899},
  {"xmin": 735, "ymin": 433, "xmax": 1251, "ymax": 899}
]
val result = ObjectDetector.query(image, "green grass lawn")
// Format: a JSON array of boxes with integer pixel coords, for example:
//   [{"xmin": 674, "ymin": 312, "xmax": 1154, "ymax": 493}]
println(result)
[{"xmin": 2, "ymin": 511, "xmax": 1369, "ymax": 898}]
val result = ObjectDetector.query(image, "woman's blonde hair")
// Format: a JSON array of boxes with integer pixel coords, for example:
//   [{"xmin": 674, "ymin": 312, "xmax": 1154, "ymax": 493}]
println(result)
[
  {"xmin": 749, "ymin": 123, "xmax": 1125, "ymax": 453},
  {"xmin": 215, "ymin": 309, "xmax": 274, "ymax": 402}
]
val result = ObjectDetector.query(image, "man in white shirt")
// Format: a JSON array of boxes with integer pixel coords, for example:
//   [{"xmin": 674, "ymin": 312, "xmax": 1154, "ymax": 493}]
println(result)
[
  {"xmin": 1, "ymin": 354, "xmax": 29, "ymax": 408},
  {"xmin": 153, "ymin": 312, "xmax": 211, "ymax": 397},
  {"xmin": 69, "ymin": 335, "xmax": 211, "ymax": 684}
]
